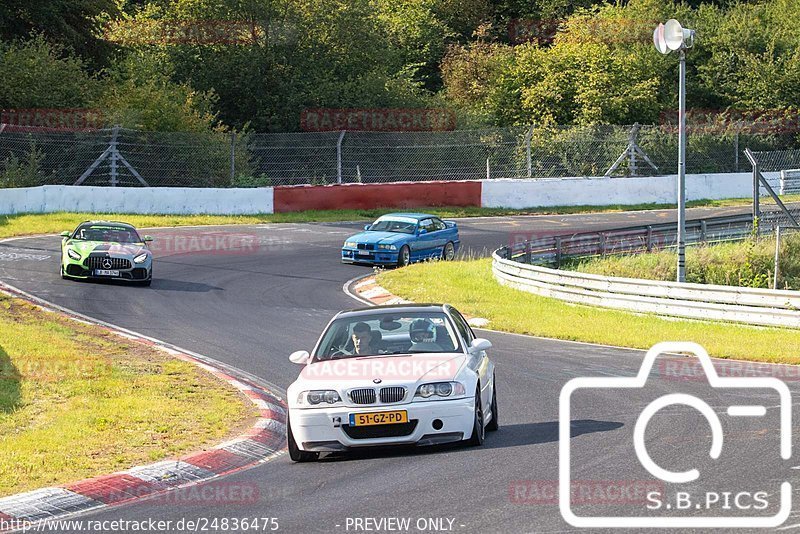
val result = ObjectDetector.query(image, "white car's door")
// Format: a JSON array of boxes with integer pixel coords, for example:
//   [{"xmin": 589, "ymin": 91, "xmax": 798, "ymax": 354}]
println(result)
[{"xmin": 451, "ymin": 308, "xmax": 493, "ymax": 410}]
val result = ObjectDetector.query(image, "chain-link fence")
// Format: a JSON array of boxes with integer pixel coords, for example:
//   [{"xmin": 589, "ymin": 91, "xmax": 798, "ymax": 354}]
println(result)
[
  {"xmin": 746, "ymin": 148, "xmax": 800, "ymax": 230},
  {"xmin": 1, "ymin": 123, "xmax": 798, "ymax": 188}
]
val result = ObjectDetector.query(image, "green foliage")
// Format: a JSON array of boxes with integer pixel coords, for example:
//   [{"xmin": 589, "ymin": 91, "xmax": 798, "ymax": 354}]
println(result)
[
  {"xmin": 0, "ymin": 141, "xmax": 44, "ymax": 188},
  {"xmin": 572, "ymin": 234, "xmax": 800, "ymax": 290},
  {"xmin": 0, "ymin": 36, "xmax": 100, "ymax": 109},
  {"xmin": 0, "ymin": 0, "xmax": 119, "ymax": 67},
  {"xmin": 93, "ymin": 51, "xmax": 221, "ymax": 133}
]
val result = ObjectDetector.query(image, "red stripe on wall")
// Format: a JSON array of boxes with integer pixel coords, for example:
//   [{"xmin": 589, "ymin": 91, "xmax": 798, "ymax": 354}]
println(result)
[{"xmin": 273, "ymin": 181, "xmax": 482, "ymax": 213}]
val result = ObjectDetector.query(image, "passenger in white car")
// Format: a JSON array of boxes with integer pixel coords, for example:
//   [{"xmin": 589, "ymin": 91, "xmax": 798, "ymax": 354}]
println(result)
[{"xmin": 409, "ymin": 318, "xmax": 446, "ymax": 352}]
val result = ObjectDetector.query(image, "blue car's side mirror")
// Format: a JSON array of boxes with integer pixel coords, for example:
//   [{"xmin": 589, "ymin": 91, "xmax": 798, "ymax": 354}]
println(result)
[{"xmin": 364, "ymin": 225, "xmax": 371, "ymax": 231}]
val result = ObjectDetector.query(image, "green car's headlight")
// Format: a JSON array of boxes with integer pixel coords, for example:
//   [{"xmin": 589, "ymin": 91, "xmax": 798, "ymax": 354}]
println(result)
[
  {"xmin": 67, "ymin": 248, "xmax": 81, "ymax": 260},
  {"xmin": 133, "ymin": 253, "xmax": 148, "ymax": 264},
  {"xmin": 378, "ymin": 244, "xmax": 397, "ymax": 250},
  {"xmin": 344, "ymin": 241, "xmax": 357, "ymax": 248}
]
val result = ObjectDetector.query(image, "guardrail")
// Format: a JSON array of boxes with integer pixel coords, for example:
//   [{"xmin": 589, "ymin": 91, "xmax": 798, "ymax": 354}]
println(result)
[
  {"xmin": 497, "ymin": 214, "xmax": 758, "ymax": 267},
  {"xmin": 493, "ymin": 215, "xmax": 800, "ymax": 329}
]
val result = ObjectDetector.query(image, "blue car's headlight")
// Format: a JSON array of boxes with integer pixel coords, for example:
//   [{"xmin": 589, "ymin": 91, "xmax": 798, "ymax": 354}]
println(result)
[
  {"xmin": 67, "ymin": 248, "xmax": 81, "ymax": 260},
  {"xmin": 344, "ymin": 241, "xmax": 357, "ymax": 248},
  {"xmin": 377, "ymin": 244, "xmax": 397, "ymax": 250},
  {"xmin": 133, "ymin": 253, "xmax": 148, "ymax": 264}
]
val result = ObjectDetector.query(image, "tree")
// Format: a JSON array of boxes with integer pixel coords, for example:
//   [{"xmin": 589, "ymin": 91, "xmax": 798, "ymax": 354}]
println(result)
[{"xmin": 0, "ymin": 36, "xmax": 100, "ymax": 109}]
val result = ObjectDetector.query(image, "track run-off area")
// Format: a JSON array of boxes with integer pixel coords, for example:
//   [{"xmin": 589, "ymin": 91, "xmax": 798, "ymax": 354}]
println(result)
[{"xmin": 2, "ymin": 205, "xmax": 799, "ymax": 533}]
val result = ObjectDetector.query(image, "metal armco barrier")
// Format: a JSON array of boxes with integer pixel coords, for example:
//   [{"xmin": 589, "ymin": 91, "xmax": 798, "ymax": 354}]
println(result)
[{"xmin": 493, "ymin": 215, "xmax": 800, "ymax": 328}]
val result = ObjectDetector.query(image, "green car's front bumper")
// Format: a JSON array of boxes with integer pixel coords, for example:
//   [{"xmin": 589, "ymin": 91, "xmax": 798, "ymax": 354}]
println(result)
[{"xmin": 61, "ymin": 251, "xmax": 152, "ymax": 282}]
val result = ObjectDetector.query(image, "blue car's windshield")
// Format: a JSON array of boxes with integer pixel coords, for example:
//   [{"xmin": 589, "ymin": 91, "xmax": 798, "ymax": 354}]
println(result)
[{"xmin": 368, "ymin": 219, "xmax": 417, "ymax": 234}]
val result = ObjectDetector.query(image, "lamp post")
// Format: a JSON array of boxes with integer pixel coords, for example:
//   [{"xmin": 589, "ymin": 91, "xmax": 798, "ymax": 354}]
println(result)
[{"xmin": 654, "ymin": 20, "xmax": 695, "ymax": 283}]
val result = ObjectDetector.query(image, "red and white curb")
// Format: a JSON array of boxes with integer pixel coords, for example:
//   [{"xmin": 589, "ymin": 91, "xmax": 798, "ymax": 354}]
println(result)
[
  {"xmin": 349, "ymin": 277, "xmax": 410, "ymax": 306},
  {"xmin": 346, "ymin": 275, "xmax": 491, "ymax": 328},
  {"xmin": 0, "ymin": 281, "xmax": 287, "ymax": 531}
]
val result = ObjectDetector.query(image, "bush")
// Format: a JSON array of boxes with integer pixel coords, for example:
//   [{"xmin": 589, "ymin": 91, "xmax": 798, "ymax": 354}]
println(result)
[{"xmin": 570, "ymin": 233, "xmax": 800, "ymax": 289}]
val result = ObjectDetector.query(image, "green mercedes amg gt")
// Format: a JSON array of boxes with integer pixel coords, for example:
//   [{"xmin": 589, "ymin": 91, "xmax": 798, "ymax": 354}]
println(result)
[{"xmin": 60, "ymin": 221, "xmax": 154, "ymax": 286}]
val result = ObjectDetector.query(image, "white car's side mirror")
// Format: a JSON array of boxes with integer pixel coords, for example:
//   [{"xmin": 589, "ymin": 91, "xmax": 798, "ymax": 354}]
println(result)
[
  {"xmin": 469, "ymin": 338, "xmax": 492, "ymax": 353},
  {"xmin": 289, "ymin": 350, "xmax": 311, "ymax": 364}
]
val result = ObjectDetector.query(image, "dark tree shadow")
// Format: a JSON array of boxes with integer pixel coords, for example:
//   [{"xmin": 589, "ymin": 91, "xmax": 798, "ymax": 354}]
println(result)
[
  {"xmin": 483, "ymin": 419, "xmax": 624, "ymax": 450},
  {"xmin": 307, "ymin": 419, "xmax": 623, "ymax": 463},
  {"xmin": 0, "ymin": 344, "xmax": 21, "ymax": 413}
]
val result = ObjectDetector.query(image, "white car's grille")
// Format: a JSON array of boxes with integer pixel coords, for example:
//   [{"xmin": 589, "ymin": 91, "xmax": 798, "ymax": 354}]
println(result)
[
  {"xmin": 349, "ymin": 388, "xmax": 376, "ymax": 404},
  {"xmin": 379, "ymin": 386, "xmax": 406, "ymax": 404}
]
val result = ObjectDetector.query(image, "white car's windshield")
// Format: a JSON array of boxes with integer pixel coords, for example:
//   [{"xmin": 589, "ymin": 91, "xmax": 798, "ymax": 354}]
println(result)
[
  {"xmin": 367, "ymin": 218, "xmax": 417, "ymax": 234},
  {"xmin": 73, "ymin": 224, "xmax": 142, "ymax": 244},
  {"xmin": 314, "ymin": 311, "xmax": 461, "ymax": 360}
]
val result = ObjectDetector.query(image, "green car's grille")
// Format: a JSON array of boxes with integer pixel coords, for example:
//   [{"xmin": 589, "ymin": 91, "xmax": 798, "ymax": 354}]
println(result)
[{"xmin": 85, "ymin": 257, "xmax": 132, "ymax": 270}]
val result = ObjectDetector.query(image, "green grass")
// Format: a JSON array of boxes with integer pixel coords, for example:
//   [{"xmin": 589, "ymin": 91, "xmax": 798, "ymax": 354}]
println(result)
[
  {"xmin": 0, "ymin": 198, "xmax": 765, "ymax": 239},
  {"xmin": 376, "ymin": 258, "xmax": 800, "ymax": 363},
  {"xmin": 569, "ymin": 233, "xmax": 800, "ymax": 290},
  {"xmin": 0, "ymin": 295, "xmax": 257, "ymax": 497}
]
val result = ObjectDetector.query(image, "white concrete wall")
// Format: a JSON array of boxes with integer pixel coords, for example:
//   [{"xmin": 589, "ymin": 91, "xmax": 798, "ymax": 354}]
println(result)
[
  {"xmin": 480, "ymin": 172, "xmax": 779, "ymax": 209},
  {"xmin": 0, "ymin": 185, "xmax": 274, "ymax": 215}
]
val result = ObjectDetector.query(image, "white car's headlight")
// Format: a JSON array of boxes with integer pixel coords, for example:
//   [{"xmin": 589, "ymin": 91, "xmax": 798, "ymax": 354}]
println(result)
[
  {"xmin": 67, "ymin": 248, "xmax": 81, "ymax": 260},
  {"xmin": 297, "ymin": 390, "xmax": 341, "ymax": 406},
  {"xmin": 414, "ymin": 381, "xmax": 465, "ymax": 399},
  {"xmin": 377, "ymin": 244, "xmax": 397, "ymax": 250},
  {"xmin": 133, "ymin": 253, "xmax": 148, "ymax": 264},
  {"xmin": 344, "ymin": 242, "xmax": 357, "ymax": 248}
]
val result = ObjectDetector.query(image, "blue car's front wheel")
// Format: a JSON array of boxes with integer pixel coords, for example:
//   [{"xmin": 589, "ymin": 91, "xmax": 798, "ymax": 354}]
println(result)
[{"xmin": 397, "ymin": 245, "xmax": 411, "ymax": 267}]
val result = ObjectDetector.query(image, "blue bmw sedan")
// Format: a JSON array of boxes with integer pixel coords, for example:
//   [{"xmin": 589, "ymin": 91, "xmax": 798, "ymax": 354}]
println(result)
[{"xmin": 341, "ymin": 213, "xmax": 460, "ymax": 267}]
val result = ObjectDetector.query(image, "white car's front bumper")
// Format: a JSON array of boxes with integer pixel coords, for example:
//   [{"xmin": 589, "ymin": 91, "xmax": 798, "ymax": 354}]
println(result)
[{"xmin": 290, "ymin": 397, "xmax": 475, "ymax": 451}]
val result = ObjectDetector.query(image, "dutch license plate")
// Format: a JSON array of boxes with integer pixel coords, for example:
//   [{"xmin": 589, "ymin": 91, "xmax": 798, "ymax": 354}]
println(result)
[
  {"xmin": 349, "ymin": 410, "xmax": 408, "ymax": 426},
  {"xmin": 357, "ymin": 250, "xmax": 370, "ymax": 256},
  {"xmin": 94, "ymin": 269, "xmax": 120, "ymax": 277}
]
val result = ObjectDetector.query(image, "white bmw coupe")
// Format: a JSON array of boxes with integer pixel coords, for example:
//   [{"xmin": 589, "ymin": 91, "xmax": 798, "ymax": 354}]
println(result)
[{"xmin": 286, "ymin": 304, "xmax": 498, "ymax": 462}]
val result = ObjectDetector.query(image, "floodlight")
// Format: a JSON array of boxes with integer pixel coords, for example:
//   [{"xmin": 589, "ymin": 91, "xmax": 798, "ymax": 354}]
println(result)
[
  {"xmin": 653, "ymin": 23, "xmax": 668, "ymax": 55},
  {"xmin": 652, "ymin": 19, "xmax": 696, "ymax": 283},
  {"xmin": 664, "ymin": 19, "xmax": 694, "ymax": 51}
]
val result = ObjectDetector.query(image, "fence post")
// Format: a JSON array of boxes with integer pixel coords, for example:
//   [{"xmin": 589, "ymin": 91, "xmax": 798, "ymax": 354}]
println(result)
[
  {"xmin": 526, "ymin": 124, "xmax": 534, "ymax": 178},
  {"xmin": 230, "ymin": 132, "xmax": 236, "ymax": 183},
  {"xmin": 646, "ymin": 225, "xmax": 653, "ymax": 252},
  {"xmin": 336, "ymin": 130, "xmax": 346, "ymax": 184},
  {"xmin": 599, "ymin": 233, "xmax": 607, "ymax": 256},
  {"xmin": 555, "ymin": 236, "xmax": 562, "ymax": 268},
  {"xmin": 700, "ymin": 220, "xmax": 707, "ymax": 242},
  {"xmin": 486, "ymin": 158, "xmax": 490, "ymax": 180},
  {"xmin": 524, "ymin": 240, "xmax": 531, "ymax": 264},
  {"xmin": 109, "ymin": 125, "xmax": 119, "ymax": 187},
  {"xmin": 774, "ymin": 226, "xmax": 781, "ymax": 289},
  {"xmin": 734, "ymin": 128, "xmax": 740, "ymax": 172}
]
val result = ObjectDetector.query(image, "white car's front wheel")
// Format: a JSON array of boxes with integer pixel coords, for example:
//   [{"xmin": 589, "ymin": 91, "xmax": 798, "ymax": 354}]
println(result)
[
  {"xmin": 466, "ymin": 389, "xmax": 485, "ymax": 446},
  {"xmin": 486, "ymin": 378, "xmax": 498, "ymax": 432},
  {"xmin": 288, "ymin": 417, "xmax": 318, "ymax": 462}
]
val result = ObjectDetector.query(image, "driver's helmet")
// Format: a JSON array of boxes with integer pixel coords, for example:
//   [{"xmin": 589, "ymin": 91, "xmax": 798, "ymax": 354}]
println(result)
[{"xmin": 410, "ymin": 318, "xmax": 436, "ymax": 343}]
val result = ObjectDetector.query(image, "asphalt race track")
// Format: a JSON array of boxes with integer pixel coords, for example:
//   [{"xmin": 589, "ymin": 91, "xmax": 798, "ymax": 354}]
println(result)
[{"xmin": 2, "ymin": 205, "xmax": 799, "ymax": 533}]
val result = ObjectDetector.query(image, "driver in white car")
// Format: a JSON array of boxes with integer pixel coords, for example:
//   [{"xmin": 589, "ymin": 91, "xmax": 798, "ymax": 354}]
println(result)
[{"xmin": 409, "ymin": 318, "xmax": 445, "ymax": 352}]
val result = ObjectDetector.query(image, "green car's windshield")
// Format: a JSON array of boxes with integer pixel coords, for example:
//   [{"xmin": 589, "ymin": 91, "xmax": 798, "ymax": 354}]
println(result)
[
  {"xmin": 72, "ymin": 224, "xmax": 142, "ymax": 244},
  {"xmin": 368, "ymin": 218, "xmax": 417, "ymax": 234}
]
